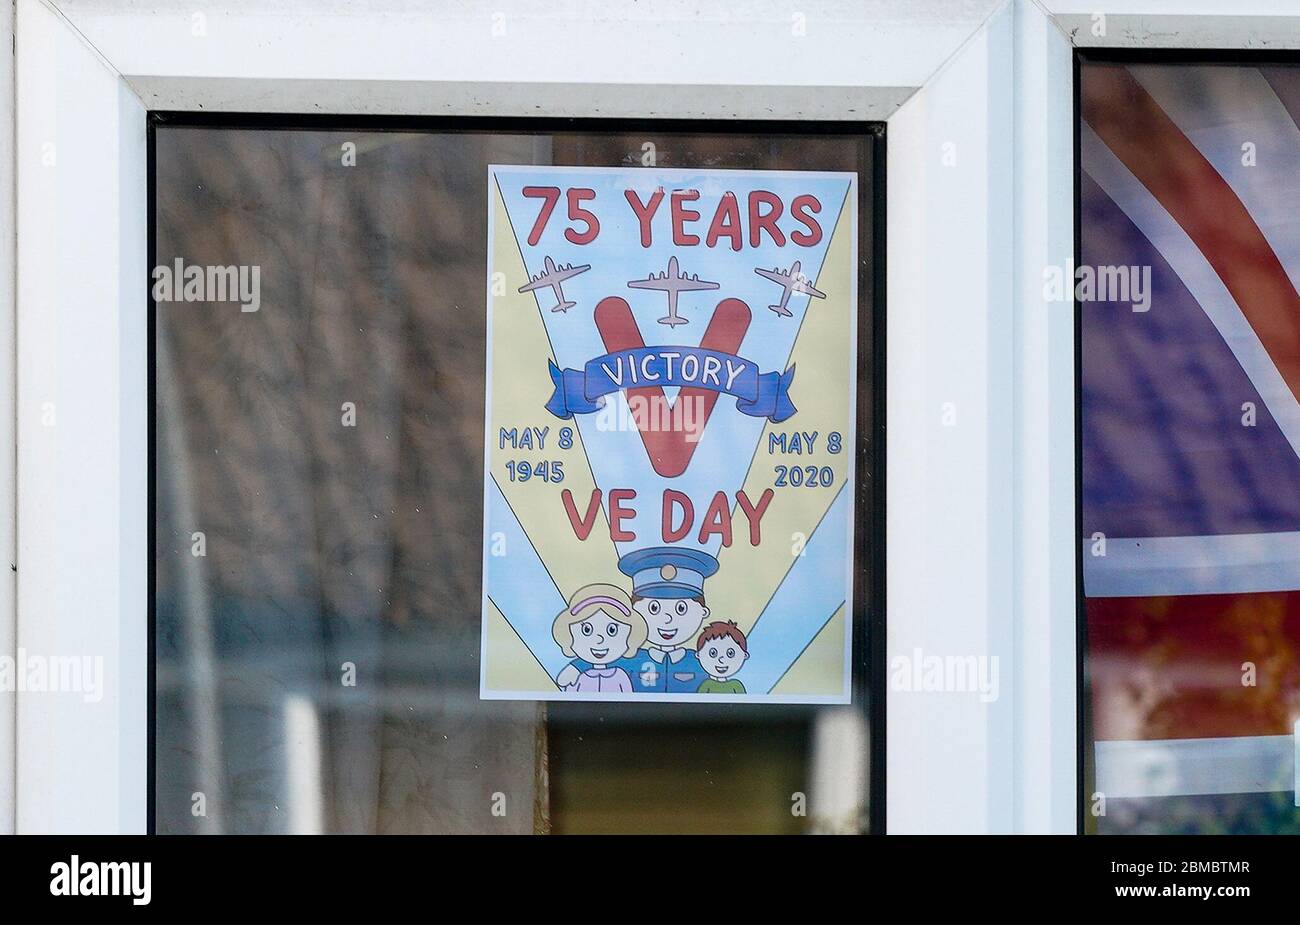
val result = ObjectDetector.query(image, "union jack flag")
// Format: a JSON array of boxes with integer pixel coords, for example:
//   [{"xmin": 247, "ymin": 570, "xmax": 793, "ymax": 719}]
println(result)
[{"xmin": 1081, "ymin": 61, "xmax": 1300, "ymax": 832}]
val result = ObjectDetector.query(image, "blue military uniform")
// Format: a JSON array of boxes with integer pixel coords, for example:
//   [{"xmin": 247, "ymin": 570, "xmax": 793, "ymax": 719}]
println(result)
[
  {"xmin": 619, "ymin": 547, "xmax": 719, "ymax": 694},
  {"xmin": 621, "ymin": 646, "xmax": 707, "ymax": 693}
]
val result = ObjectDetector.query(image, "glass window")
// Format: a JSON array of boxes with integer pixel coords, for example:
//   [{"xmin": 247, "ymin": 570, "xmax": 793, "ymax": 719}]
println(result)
[
  {"xmin": 1079, "ymin": 56, "xmax": 1300, "ymax": 833},
  {"xmin": 152, "ymin": 119, "xmax": 882, "ymax": 833}
]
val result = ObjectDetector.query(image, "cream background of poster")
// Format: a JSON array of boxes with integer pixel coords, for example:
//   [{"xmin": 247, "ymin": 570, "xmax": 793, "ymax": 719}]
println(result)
[
  {"xmin": 484, "ymin": 598, "xmax": 556, "ymax": 693},
  {"xmin": 771, "ymin": 605, "xmax": 847, "ymax": 697}
]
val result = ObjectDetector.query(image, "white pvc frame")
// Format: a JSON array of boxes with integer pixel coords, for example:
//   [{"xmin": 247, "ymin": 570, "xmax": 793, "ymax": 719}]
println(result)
[{"xmin": 4, "ymin": 0, "xmax": 1095, "ymax": 835}]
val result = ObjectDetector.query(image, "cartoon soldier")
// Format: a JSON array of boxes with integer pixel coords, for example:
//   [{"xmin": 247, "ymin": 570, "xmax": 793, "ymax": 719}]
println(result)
[{"xmin": 617, "ymin": 547, "xmax": 718, "ymax": 693}]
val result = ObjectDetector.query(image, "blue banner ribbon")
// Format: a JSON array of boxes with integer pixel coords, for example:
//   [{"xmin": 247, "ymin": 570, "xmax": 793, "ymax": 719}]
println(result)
[{"xmin": 545, "ymin": 346, "xmax": 796, "ymax": 423}]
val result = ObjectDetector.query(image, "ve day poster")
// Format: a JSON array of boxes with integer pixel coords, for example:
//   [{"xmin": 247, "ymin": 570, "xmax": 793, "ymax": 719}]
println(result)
[{"xmin": 481, "ymin": 164, "xmax": 858, "ymax": 703}]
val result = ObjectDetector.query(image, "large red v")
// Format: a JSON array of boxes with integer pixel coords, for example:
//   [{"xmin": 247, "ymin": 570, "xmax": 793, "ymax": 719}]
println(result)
[{"xmin": 594, "ymin": 295, "xmax": 752, "ymax": 478}]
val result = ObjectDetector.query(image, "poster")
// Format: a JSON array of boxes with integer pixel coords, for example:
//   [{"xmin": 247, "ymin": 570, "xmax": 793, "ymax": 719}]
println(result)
[{"xmin": 481, "ymin": 164, "xmax": 858, "ymax": 703}]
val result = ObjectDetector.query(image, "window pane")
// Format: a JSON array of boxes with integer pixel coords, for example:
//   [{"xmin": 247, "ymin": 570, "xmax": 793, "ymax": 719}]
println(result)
[
  {"xmin": 153, "ymin": 121, "xmax": 879, "ymax": 833},
  {"xmin": 1079, "ymin": 58, "xmax": 1300, "ymax": 833}
]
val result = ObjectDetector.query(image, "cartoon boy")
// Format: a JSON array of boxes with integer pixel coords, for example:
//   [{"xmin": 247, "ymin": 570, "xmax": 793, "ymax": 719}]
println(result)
[
  {"xmin": 552, "ymin": 583, "xmax": 647, "ymax": 694},
  {"xmin": 695, "ymin": 621, "xmax": 750, "ymax": 694},
  {"xmin": 617, "ymin": 547, "xmax": 718, "ymax": 693}
]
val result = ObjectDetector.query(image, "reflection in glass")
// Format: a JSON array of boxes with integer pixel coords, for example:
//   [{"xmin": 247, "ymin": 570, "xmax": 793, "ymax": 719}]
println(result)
[{"xmin": 154, "ymin": 124, "xmax": 877, "ymax": 833}]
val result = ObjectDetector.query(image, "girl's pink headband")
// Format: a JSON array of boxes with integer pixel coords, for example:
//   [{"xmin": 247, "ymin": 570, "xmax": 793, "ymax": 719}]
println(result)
[{"xmin": 570, "ymin": 595, "xmax": 631, "ymax": 617}]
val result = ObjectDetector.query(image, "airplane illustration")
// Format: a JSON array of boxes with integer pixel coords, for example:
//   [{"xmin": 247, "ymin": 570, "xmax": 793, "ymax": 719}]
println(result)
[
  {"xmin": 518, "ymin": 256, "xmax": 591, "ymax": 313},
  {"xmin": 754, "ymin": 261, "xmax": 827, "ymax": 317},
  {"xmin": 627, "ymin": 256, "xmax": 720, "ymax": 327}
]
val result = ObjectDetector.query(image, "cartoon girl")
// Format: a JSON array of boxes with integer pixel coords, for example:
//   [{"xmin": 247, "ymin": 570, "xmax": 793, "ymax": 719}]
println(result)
[{"xmin": 552, "ymin": 583, "xmax": 646, "ymax": 694}]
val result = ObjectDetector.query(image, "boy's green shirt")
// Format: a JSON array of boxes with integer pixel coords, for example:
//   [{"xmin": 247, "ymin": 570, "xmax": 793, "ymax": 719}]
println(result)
[{"xmin": 697, "ymin": 677, "xmax": 746, "ymax": 694}]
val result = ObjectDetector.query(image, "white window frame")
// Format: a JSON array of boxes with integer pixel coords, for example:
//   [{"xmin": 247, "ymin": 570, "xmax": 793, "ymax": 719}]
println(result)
[{"xmin": 2, "ymin": 0, "xmax": 1108, "ymax": 835}]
